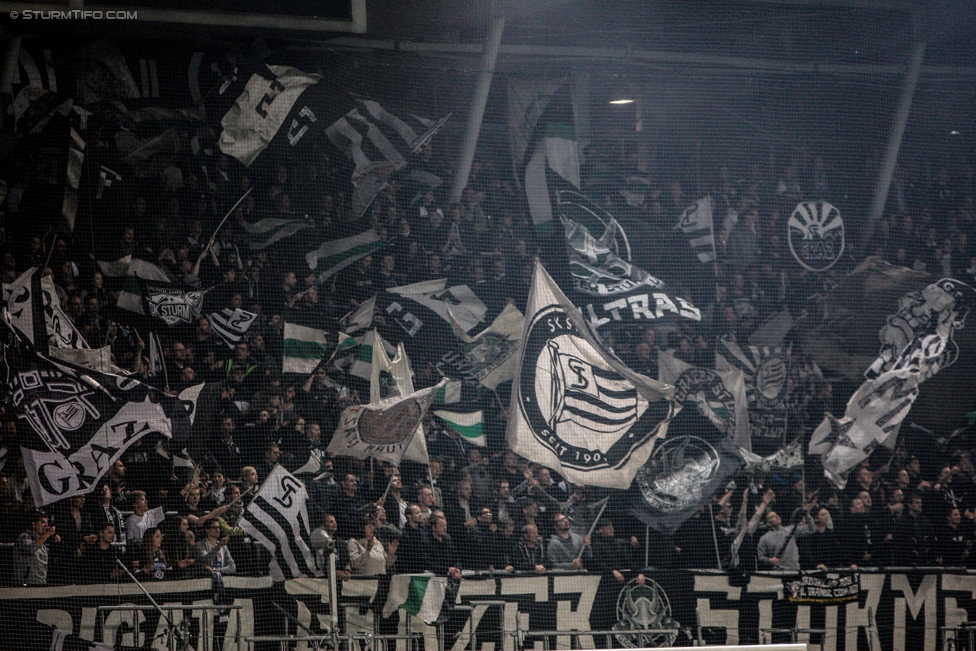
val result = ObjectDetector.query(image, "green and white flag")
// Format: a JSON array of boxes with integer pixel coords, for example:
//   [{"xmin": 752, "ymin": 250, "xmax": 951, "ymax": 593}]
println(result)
[
  {"xmin": 339, "ymin": 295, "xmax": 376, "ymax": 333},
  {"xmin": 306, "ymin": 229, "xmax": 384, "ymax": 279},
  {"xmin": 433, "ymin": 379, "xmax": 462, "ymax": 405},
  {"xmin": 283, "ymin": 323, "xmax": 329, "ymax": 374},
  {"xmin": 434, "ymin": 410, "xmax": 485, "ymax": 447},
  {"xmin": 444, "ymin": 303, "xmax": 523, "ymax": 390},
  {"xmin": 349, "ymin": 329, "xmax": 396, "ymax": 380},
  {"xmin": 243, "ymin": 217, "xmax": 312, "ymax": 250},
  {"xmin": 382, "ymin": 574, "xmax": 448, "ymax": 625}
]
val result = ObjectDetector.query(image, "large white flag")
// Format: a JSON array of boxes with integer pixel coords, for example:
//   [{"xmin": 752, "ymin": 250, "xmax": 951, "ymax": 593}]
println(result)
[
  {"xmin": 370, "ymin": 340, "xmax": 429, "ymax": 464},
  {"xmin": 507, "ymin": 260, "xmax": 675, "ymax": 489},
  {"xmin": 239, "ymin": 465, "xmax": 321, "ymax": 581},
  {"xmin": 329, "ymin": 379, "xmax": 447, "ymax": 466}
]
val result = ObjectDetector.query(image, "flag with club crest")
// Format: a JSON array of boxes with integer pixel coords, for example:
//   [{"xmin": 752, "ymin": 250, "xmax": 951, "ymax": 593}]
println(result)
[
  {"xmin": 3, "ymin": 343, "xmax": 191, "ymax": 506},
  {"xmin": 716, "ymin": 337, "xmax": 792, "ymax": 456},
  {"xmin": 507, "ymin": 260, "xmax": 676, "ymax": 489},
  {"xmin": 437, "ymin": 303, "xmax": 523, "ymax": 390},
  {"xmin": 329, "ymin": 378, "xmax": 447, "ymax": 466},
  {"xmin": 209, "ymin": 308, "xmax": 258, "ymax": 349},
  {"xmin": 370, "ymin": 338, "xmax": 430, "ymax": 464}
]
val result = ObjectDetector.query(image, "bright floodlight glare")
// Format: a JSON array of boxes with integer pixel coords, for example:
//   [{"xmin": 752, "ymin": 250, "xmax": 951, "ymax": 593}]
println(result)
[
  {"xmin": 951, "ymin": 130, "xmax": 961, "ymax": 135},
  {"xmin": 609, "ymin": 99, "xmax": 634, "ymax": 105}
]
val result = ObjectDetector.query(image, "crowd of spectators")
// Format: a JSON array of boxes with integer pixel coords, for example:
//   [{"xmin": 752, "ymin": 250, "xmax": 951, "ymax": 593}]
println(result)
[{"xmin": 0, "ymin": 138, "xmax": 975, "ymax": 592}]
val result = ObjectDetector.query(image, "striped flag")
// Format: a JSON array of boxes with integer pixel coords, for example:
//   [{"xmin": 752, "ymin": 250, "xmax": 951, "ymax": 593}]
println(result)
[
  {"xmin": 348, "ymin": 329, "xmax": 396, "ymax": 380},
  {"xmin": 434, "ymin": 410, "xmax": 485, "ymax": 447},
  {"xmin": 674, "ymin": 196, "xmax": 717, "ymax": 264},
  {"xmin": 283, "ymin": 323, "xmax": 329, "ymax": 374},
  {"xmin": 209, "ymin": 308, "xmax": 257, "ymax": 349},
  {"xmin": 306, "ymin": 229, "xmax": 384, "ymax": 280},
  {"xmin": 239, "ymin": 465, "xmax": 321, "ymax": 581},
  {"xmin": 433, "ymin": 379, "xmax": 462, "ymax": 405},
  {"xmin": 339, "ymin": 295, "xmax": 376, "ymax": 333},
  {"xmin": 242, "ymin": 216, "xmax": 312, "ymax": 250},
  {"xmin": 382, "ymin": 575, "xmax": 448, "ymax": 625},
  {"xmin": 326, "ymin": 100, "xmax": 449, "ymax": 216}
]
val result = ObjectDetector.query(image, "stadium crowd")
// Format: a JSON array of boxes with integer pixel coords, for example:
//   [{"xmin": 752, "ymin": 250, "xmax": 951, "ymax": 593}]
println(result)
[{"xmin": 2, "ymin": 142, "xmax": 976, "ymax": 592}]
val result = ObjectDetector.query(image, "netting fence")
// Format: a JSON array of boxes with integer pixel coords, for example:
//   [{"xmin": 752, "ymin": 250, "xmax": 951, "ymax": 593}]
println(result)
[{"xmin": 0, "ymin": 20, "xmax": 973, "ymax": 651}]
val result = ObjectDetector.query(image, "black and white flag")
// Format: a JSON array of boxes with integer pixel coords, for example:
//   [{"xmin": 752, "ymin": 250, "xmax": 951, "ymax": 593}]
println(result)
[
  {"xmin": 675, "ymin": 196, "xmax": 717, "ymax": 264},
  {"xmin": 555, "ymin": 192, "xmax": 701, "ymax": 329},
  {"xmin": 382, "ymin": 280, "xmax": 489, "ymax": 355},
  {"xmin": 716, "ymin": 337, "xmax": 792, "ymax": 456},
  {"xmin": 3, "ymin": 267, "xmax": 89, "ymax": 352},
  {"xmin": 208, "ymin": 308, "xmax": 257, "ymax": 349},
  {"xmin": 239, "ymin": 464, "xmax": 322, "ymax": 581},
  {"xmin": 4, "ymin": 344, "xmax": 191, "ymax": 506},
  {"xmin": 629, "ymin": 431, "xmax": 744, "ymax": 535},
  {"xmin": 117, "ymin": 277, "xmax": 205, "ymax": 326},
  {"xmin": 326, "ymin": 100, "xmax": 449, "ymax": 216},
  {"xmin": 810, "ymin": 278, "xmax": 976, "ymax": 488},
  {"xmin": 507, "ymin": 260, "xmax": 676, "ymax": 489}
]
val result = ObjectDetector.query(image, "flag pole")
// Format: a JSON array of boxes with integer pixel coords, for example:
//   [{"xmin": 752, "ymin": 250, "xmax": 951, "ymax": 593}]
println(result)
[
  {"xmin": 575, "ymin": 500, "xmax": 609, "ymax": 561},
  {"xmin": 116, "ymin": 559, "xmax": 195, "ymax": 651},
  {"xmin": 210, "ymin": 187, "xmax": 253, "ymax": 242},
  {"xmin": 154, "ymin": 332, "xmax": 170, "ymax": 393}
]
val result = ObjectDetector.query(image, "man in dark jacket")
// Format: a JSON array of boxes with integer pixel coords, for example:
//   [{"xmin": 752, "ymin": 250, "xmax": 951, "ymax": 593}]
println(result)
[
  {"xmin": 428, "ymin": 515, "xmax": 462, "ymax": 579},
  {"xmin": 513, "ymin": 524, "xmax": 547, "ymax": 574},
  {"xmin": 397, "ymin": 504, "xmax": 430, "ymax": 574}
]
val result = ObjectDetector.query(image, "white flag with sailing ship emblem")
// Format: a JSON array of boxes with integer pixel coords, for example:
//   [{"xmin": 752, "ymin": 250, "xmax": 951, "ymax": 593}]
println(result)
[{"xmin": 507, "ymin": 260, "xmax": 676, "ymax": 489}]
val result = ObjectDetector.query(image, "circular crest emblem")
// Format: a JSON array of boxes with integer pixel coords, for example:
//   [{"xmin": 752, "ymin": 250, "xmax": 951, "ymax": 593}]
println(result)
[
  {"xmin": 754, "ymin": 354, "xmax": 789, "ymax": 409},
  {"xmin": 516, "ymin": 304, "xmax": 666, "ymax": 473},
  {"xmin": 613, "ymin": 577, "xmax": 679, "ymax": 648},
  {"xmin": 358, "ymin": 399, "xmax": 422, "ymax": 446},
  {"xmin": 788, "ymin": 201, "xmax": 845, "ymax": 272},
  {"xmin": 53, "ymin": 400, "xmax": 88, "ymax": 431},
  {"xmin": 634, "ymin": 436, "xmax": 720, "ymax": 513}
]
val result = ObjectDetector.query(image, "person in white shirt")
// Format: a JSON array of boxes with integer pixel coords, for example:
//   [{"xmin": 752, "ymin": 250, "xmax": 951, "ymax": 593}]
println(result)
[
  {"xmin": 125, "ymin": 490, "xmax": 165, "ymax": 543},
  {"xmin": 348, "ymin": 521, "xmax": 397, "ymax": 576}
]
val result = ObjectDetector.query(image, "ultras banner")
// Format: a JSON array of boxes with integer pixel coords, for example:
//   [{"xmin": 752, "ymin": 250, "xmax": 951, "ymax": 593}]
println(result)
[{"xmin": 3, "ymin": 570, "xmax": 976, "ymax": 651}]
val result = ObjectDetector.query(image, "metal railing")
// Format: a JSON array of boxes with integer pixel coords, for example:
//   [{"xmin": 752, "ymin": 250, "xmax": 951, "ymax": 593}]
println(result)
[{"xmin": 97, "ymin": 603, "xmax": 244, "ymax": 651}]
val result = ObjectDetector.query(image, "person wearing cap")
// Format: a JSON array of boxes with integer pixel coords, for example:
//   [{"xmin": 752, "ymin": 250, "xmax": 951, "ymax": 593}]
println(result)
[{"xmin": 547, "ymin": 512, "xmax": 590, "ymax": 570}]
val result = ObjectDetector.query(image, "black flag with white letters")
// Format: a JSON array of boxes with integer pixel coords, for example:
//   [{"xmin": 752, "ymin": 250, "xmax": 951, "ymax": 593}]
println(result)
[{"xmin": 4, "ymin": 343, "xmax": 191, "ymax": 506}]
